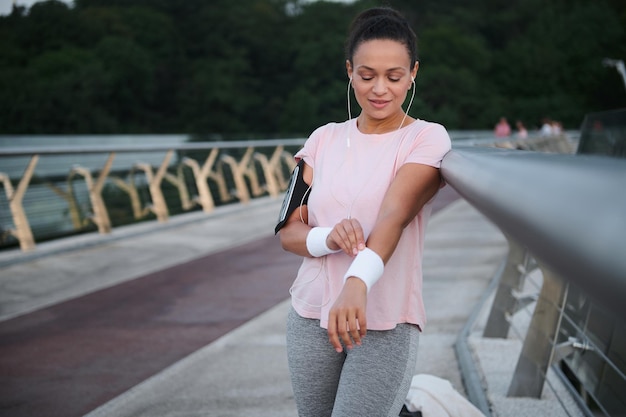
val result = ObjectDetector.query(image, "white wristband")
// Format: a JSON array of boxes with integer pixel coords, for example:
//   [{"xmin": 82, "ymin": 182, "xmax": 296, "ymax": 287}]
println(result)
[
  {"xmin": 343, "ymin": 247, "xmax": 384, "ymax": 292},
  {"xmin": 306, "ymin": 227, "xmax": 341, "ymax": 257}
]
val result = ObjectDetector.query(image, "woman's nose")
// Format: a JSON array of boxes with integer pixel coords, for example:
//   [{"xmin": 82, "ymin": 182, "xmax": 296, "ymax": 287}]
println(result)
[{"xmin": 372, "ymin": 78, "xmax": 387, "ymax": 94}]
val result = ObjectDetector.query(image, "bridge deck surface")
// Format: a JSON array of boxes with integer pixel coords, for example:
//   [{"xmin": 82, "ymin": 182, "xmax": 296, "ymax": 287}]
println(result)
[{"xmin": 0, "ymin": 189, "xmax": 580, "ymax": 417}]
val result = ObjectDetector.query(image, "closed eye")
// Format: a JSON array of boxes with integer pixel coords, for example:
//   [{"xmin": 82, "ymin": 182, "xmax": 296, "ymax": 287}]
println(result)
[{"xmin": 360, "ymin": 76, "xmax": 401, "ymax": 82}]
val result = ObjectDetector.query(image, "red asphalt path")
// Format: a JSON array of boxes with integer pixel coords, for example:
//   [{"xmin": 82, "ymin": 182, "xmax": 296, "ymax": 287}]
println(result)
[{"xmin": 0, "ymin": 187, "xmax": 459, "ymax": 417}]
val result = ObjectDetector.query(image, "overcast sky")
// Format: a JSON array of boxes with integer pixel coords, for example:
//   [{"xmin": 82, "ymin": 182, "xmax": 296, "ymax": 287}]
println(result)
[
  {"xmin": 0, "ymin": 0, "xmax": 354, "ymax": 16},
  {"xmin": 0, "ymin": 0, "xmax": 68, "ymax": 15}
]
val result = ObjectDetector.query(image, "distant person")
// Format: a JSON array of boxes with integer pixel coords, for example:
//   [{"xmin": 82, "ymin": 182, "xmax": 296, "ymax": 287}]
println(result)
[
  {"xmin": 515, "ymin": 120, "xmax": 528, "ymax": 139},
  {"xmin": 275, "ymin": 6, "xmax": 451, "ymax": 417},
  {"xmin": 551, "ymin": 120, "xmax": 563, "ymax": 136},
  {"xmin": 540, "ymin": 117, "xmax": 553, "ymax": 136},
  {"xmin": 494, "ymin": 117, "xmax": 511, "ymax": 137}
]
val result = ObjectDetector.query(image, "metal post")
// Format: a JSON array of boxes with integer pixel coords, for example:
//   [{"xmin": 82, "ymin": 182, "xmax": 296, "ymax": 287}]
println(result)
[
  {"xmin": 211, "ymin": 162, "xmax": 232, "ymax": 203},
  {"xmin": 48, "ymin": 181, "xmax": 83, "ymax": 230},
  {"xmin": 164, "ymin": 165, "xmax": 194, "ymax": 211},
  {"xmin": 507, "ymin": 266, "xmax": 567, "ymax": 398},
  {"xmin": 182, "ymin": 156, "xmax": 215, "ymax": 213},
  {"xmin": 220, "ymin": 148, "xmax": 251, "ymax": 204},
  {"xmin": 110, "ymin": 175, "xmax": 146, "ymax": 220},
  {"xmin": 0, "ymin": 155, "xmax": 38, "ymax": 251},
  {"xmin": 483, "ymin": 238, "xmax": 527, "ymax": 338},
  {"xmin": 69, "ymin": 153, "xmax": 115, "ymax": 234},
  {"xmin": 91, "ymin": 153, "xmax": 115, "ymax": 233},
  {"xmin": 254, "ymin": 148, "xmax": 281, "ymax": 198},
  {"xmin": 134, "ymin": 150, "xmax": 172, "ymax": 223}
]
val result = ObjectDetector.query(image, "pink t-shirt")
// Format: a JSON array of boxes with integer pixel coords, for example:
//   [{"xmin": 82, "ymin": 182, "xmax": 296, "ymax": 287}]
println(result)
[{"xmin": 292, "ymin": 118, "xmax": 451, "ymax": 331}]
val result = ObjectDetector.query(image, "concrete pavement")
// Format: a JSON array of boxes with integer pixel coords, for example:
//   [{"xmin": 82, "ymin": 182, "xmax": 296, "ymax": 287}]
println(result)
[
  {"xmin": 0, "ymin": 197, "xmax": 282, "ymax": 321},
  {"xmin": 0, "ymin": 192, "xmax": 584, "ymax": 416}
]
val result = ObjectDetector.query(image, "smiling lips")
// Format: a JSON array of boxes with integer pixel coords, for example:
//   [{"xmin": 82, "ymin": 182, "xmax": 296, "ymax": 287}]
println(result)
[{"xmin": 369, "ymin": 99, "xmax": 390, "ymax": 109}]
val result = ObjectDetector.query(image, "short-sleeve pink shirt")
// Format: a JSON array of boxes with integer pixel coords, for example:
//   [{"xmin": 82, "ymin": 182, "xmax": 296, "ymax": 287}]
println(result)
[{"xmin": 292, "ymin": 118, "xmax": 451, "ymax": 331}]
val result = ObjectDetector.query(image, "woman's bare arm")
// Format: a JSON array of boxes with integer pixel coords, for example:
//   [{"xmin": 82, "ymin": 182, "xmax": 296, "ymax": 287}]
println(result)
[
  {"xmin": 367, "ymin": 162, "xmax": 442, "ymax": 261},
  {"xmin": 327, "ymin": 162, "xmax": 442, "ymax": 352}
]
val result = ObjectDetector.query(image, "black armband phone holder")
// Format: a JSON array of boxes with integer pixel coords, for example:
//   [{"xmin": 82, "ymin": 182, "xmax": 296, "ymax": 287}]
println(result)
[{"xmin": 275, "ymin": 159, "xmax": 310, "ymax": 234}]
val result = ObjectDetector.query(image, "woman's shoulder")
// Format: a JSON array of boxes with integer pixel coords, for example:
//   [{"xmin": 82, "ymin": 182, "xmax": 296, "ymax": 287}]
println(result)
[
  {"xmin": 401, "ymin": 119, "xmax": 451, "ymax": 157},
  {"xmin": 300, "ymin": 120, "xmax": 350, "ymax": 158},
  {"xmin": 306, "ymin": 120, "xmax": 351, "ymax": 147},
  {"xmin": 410, "ymin": 118, "xmax": 448, "ymax": 135},
  {"xmin": 396, "ymin": 120, "xmax": 451, "ymax": 166},
  {"xmin": 404, "ymin": 119, "xmax": 451, "ymax": 145},
  {"xmin": 310, "ymin": 120, "xmax": 350, "ymax": 137}
]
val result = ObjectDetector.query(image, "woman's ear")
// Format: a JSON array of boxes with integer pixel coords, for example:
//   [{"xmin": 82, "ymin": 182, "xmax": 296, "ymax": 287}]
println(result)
[
  {"xmin": 346, "ymin": 60, "xmax": 353, "ymax": 80},
  {"xmin": 411, "ymin": 61, "xmax": 419, "ymax": 80}
]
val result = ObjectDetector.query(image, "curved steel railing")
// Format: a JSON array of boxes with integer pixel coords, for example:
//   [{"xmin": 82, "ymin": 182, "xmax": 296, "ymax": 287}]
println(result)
[
  {"xmin": 442, "ymin": 147, "xmax": 626, "ymax": 318},
  {"xmin": 442, "ymin": 146, "xmax": 626, "ymax": 416},
  {"xmin": 0, "ymin": 139, "xmax": 306, "ymax": 251}
]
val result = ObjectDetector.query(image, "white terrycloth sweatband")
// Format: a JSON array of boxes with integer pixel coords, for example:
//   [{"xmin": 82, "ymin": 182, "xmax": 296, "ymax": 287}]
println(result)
[
  {"xmin": 306, "ymin": 227, "xmax": 340, "ymax": 257},
  {"xmin": 343, "ymin": 247, "xmax": 384, "ymax": 292}
]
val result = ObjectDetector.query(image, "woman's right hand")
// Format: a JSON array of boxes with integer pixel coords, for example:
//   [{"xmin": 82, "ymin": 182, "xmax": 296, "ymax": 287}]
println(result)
[
  {"xmin": 327, "ymin": 218, "xmax": 366, "ymax": 256},
  {"xmin": 327, "ymin": 276, "xmax": 368, "ymax": 352}
]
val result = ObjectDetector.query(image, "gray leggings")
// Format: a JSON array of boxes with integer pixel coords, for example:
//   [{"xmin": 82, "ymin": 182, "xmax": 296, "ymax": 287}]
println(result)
[{"xmin": 286, "ymin": 307, "xmax": 420, "ymax": 417}]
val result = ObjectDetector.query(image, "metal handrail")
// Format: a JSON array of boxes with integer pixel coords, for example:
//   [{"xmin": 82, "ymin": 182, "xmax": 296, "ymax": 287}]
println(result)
[
  {"xmin": 442, "ymin": 146, "xmax": 626, "ymax": 416},
  {"xmin": 441, "ymin": 146, "xmax": 626, "ymax": 318},
  {"xmin": 0, "ymin": 138, "xmax": 307, "ymax": 157},
  {"xmin": 0, "ymin": 139, "xmax": 306, "ymax": 251}
]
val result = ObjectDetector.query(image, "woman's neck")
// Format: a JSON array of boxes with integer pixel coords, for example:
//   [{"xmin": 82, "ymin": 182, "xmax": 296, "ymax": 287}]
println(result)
[{"xmin": 356, "ymin": 112, "xmax": 414, "ymax": 134}]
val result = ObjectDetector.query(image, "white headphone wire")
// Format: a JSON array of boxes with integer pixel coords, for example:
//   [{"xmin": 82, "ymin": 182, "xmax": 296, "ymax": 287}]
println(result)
[{"xmin": 289, "ymin": 76, "xmax": 417, "ymax": 307}]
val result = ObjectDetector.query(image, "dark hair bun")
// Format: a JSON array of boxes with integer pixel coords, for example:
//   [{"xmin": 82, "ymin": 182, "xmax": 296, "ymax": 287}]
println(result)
[{"xmin": 345, "ymin": 7, "xmax": 418, "ymax": 65}]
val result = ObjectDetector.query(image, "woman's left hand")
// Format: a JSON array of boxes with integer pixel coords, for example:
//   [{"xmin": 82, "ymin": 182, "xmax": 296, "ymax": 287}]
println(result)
[
  {"xmin": 327, "ymin": 277, "xmax": 368, "ymax": 352},
  {"xmin": 326, "ymin": 218, "xmax": 366, "ymax": 256}
]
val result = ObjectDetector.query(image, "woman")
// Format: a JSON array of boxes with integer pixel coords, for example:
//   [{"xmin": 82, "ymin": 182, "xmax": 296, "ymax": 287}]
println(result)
[
  {"xmin": 494, "ymin": 117, "xmax": 511, "ymax": 137},
  {"xmin": 515, "ymin": 120, "xmax": 528, "ymax": 139},
  {"xmin": 276, "ymin": 7, "xmax": 451, "ymax": 417}
]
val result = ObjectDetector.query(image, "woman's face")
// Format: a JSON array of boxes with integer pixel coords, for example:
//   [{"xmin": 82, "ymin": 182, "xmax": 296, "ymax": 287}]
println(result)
[{"xmin": 347, "ymin": 39, "xmax": 418, "ymax": 124}]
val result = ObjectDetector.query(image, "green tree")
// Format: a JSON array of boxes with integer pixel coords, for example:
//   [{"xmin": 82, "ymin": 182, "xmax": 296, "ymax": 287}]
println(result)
[
  {"xmin": 416, "ymin": 24, "xmax": 494, "ymax": 127},
  {"xmin": 0, "ymin": 0, "xmax": 624, "ymax": 134},
  {"xmin": 0, "ymin": 46, "xmax": 116, "ymax": 133},
  {"xmin": 93, "ymin": 36, "xmax": 155, "ymax": 131},
  {"xmin": 491, "ymin": 0, "xmax": 625, "ymax": 128},
  {"xmin": 278, "ymin": 0, "xmax": 358, "ymax": 134}
]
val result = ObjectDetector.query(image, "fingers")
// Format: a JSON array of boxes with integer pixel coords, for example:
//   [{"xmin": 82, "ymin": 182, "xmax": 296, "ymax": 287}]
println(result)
[
  {"xmin": 330, "ymin": 218, "xmax": 365, "ymax": 256},
  {"xmin": 347, "ymin": 312, "xmax": 364, "ymax": 348},
  {"xmin": 328, "ymin": 308, "xmax": 364, "ymax": 352},
  {"xmin": 327, "ymin": 315, "xmax": 342, "ymax": 353},
  {"xmin": 327, "ymin": 294, "xmax": 368, "ymax": 353},
  {"xmin": 325, "ymin": 243, "xmax": 369, "ymax": 353}
]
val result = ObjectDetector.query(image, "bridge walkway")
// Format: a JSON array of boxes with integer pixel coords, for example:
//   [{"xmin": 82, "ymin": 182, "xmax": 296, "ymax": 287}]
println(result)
[{"xmin": 0, "ymin": 188, "xmax": 575, "ymax": 417}]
